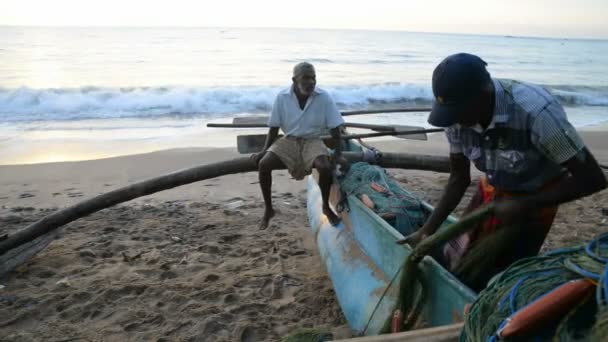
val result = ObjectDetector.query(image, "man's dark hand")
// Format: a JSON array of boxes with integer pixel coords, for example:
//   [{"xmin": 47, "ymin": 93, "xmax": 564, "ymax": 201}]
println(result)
[
  {"xmin": 250, "ymin": 151, "xmax": 266, "ymax": 167},
  {"xmin": 335, "ymin": 155, "xmax": 350, "ymax": 173},
  {"xmin": 396, "ymin": 229, "xmax": 428, "ymax": 247}
]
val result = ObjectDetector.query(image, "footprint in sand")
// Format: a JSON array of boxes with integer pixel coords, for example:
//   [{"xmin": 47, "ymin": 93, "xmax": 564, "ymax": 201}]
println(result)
[
  {"xmin": 223, "ymin": 293, "xmax": 239, "ymax": 304},
  {"xmin": 239, "ymin": 326, "xmax": 268, "ymax": 342},
  {"xmin": 18, "ymin": 193, "xmax": 35, "ymax": 199},
  {"xmin": 67, "ymin": 192, "xmax": 84, "ymax": 198},
  {"xmin": 204, "ymin": 274, "xmax": 220, "ymax": 282},
  {"xmin": 10, "ymin": 206, "xmax": 35, "ymax": 212},
  {"xmin": 160, "ymin": 270, "xmax": 177, "ymax": 280},
  {"xmin": 219, "ymin": 234, "xmax": 242, "ymax": 243}
]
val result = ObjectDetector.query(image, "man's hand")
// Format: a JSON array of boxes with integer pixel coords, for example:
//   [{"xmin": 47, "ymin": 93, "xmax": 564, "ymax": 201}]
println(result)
[
  {"xmin": 494, "ymin": 199, "xmax": 525, "ymax": 225},
  {"xmin": 335, "ymin": 155, "xmax": 350, "ymax": 173},
  {"xmin": 396, "ymin": 229, "xmax": 428, "ymax": 247},
  {"xmin": 250, "ymin": 151, "xmax": 266, "ymax": 167}
]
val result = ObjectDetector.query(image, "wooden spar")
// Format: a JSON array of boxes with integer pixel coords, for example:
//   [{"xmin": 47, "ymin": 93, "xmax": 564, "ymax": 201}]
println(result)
[
  {"xmin": 0, "ymin": 158, "xmax": 256, "ymax": 258},
  {"xmin": 344, "ymin": 122, "xmax": 400, "ymax": 131},
  {"xmin": 207, "ymin": 123, "xmax": 266, "ymax": 128},
  {"xmin": 332, "ymin": 128, "xmax": 444, "ymax": 140},
  {"xmin": 206, "ymin": 122, "xmax": 407, "ymax": 129},
  {"xmin": 207, "ymin": 123, "xmax": 440, "ymax": 138},
  {"xmin": 207, "ymin": 108, "xmax": 432, "ymax": 128},
  {"xmin": 342, "ymin": 108, "xmax": 431, "ymax": 116},
  {"xmin": 0, "ymin": 153, "xmax": 449, "ymax": 278}
]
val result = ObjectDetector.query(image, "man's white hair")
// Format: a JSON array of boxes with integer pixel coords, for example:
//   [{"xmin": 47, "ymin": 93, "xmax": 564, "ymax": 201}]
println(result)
[{"xmin": 293, "ymin": 62, "xmax": 315, "ymax": 77}]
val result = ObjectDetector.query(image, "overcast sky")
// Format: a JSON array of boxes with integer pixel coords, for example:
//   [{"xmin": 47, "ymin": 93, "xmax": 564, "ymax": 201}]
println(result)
[{"xmin": 2, "ymin": 0, "xmax": 607, "ymax": 39}]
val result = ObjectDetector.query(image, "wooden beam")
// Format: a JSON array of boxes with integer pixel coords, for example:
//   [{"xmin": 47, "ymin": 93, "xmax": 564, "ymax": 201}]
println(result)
[
  {"xmin": 334, "ymin": 323, "xmax": 463, "ymax": 342},
  {"xmin": 0, "ymin": 153, "xmax": 449, "ymax": 278},
  {"xmin": 333, "ymin": 128, "xmax": 444, "ymax": 140}
]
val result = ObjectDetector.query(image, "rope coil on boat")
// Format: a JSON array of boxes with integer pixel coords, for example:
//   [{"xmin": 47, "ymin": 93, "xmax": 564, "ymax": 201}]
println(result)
[{"xmin": 461, "ymin": 233, "xmax": 608, "ymax": 341}]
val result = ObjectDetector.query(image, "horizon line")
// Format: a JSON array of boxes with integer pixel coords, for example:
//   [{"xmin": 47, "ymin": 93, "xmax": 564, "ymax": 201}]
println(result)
[{"xmin": 1, "ymin": 24, "xmax": 607, "ymax": 41}]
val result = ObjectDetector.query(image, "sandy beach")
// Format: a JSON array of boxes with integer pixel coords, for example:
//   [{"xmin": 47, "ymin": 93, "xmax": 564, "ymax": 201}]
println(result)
[{"xmin": 1, "ymin": 131, "xmax": 607, "ymax": 341}]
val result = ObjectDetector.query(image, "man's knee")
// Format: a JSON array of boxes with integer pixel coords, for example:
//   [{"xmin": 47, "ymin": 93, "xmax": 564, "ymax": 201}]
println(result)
[
  {"xmin": 258, "ymin": 155, "xmax": 272, "ymax": 172},
  {"xmin": 258, "ymin": 152, "xmax": 281, "ymax": 172}
]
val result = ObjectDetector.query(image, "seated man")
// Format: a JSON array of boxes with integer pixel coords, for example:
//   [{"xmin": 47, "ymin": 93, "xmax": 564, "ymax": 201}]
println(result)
[
  {"xmin": 252, "ymin": 62, "xmax": 347, "ymax": 229},
  {"xmin": 398, "ymin": 53, "xmax": 607, "ymax": 290}
]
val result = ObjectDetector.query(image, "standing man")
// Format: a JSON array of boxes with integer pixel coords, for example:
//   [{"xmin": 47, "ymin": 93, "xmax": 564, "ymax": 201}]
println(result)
[
  {"xmin": 252, "ymin": 62, "xmax": 348, "ymax": 229},
  {"xmin": 398, "ymin": 53, "xmax": 606, "ymax": 289}
]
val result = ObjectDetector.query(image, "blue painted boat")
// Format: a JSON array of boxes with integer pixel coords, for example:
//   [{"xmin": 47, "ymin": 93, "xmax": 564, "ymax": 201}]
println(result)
[{"xmin": 306, "ymin": 143, "xmax": 477, "ymax": 336}]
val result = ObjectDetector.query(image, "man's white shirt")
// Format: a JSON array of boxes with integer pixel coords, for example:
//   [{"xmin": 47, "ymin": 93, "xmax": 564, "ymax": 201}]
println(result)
[{"xmin": 268, "ymin": 86, "xmax": 344, "ymax": 138}]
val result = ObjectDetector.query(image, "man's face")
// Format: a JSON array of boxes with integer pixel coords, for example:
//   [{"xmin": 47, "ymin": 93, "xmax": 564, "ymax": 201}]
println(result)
[
  {"xmin": 455, "ymin": 96, "xmax": 485, "ymax": 127},
  {"xmin": 293, "ymin": 70, "xmax": 316, "ymax": 96},
  {"xmin": 455, "ymin": 105, "xmax": 480, "ymax": 127}
]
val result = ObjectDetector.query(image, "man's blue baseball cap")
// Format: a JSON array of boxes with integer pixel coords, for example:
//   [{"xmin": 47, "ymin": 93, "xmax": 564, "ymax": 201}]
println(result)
[{"xmin": 428, "ymin": 53, "xmax": 491, "ymax": 127}]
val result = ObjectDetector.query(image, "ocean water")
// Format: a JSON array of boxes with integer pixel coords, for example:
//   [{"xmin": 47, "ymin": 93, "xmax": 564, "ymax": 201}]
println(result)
[{"xmin": 0, "ymin": 27, "xmax": 607, "ymax": 164}]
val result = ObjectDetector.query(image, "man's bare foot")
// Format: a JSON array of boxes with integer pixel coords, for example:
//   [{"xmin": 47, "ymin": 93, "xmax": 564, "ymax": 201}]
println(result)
[
  {"xmin": 323, "ymin": 206, "xmax": 341, "ymax": 226},
  {"xmin": 259, "ymin": 208, "xmax": 276, "ymax": 230}
]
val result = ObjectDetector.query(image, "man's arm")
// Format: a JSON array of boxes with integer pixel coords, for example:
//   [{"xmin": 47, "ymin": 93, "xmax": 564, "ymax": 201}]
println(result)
[
  {"xmin": 329, "ymin": 126, "xmax": 343, "ymax": 158},
  {"xmin": 497, "ymin": 148, "xmax": 607, "ymax": 219},
  {"xmin": 398, "ymin": 153, "xmax": 471, "ymax": 245},
  {"xmin": 252, "ymin": 95, "xmax": 282, "ymax": 165},
  {"xmin": 251, "ymin": 127, "xmax": 280, "ymax": 166},
  {"xmin": 421, "ymin": 153, "xmax": 472, "ymax": 235},
  {"xmin": 262, "ymin": 127, "xmax": 280, "ymax": 152}
]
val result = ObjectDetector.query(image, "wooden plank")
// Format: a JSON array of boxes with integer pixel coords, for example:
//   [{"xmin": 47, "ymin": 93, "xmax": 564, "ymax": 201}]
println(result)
[
  {"xmin": 233, "ymin": 116, "xmax": 268, "ymax": 125},
  {"xmin": 333, "ymin": 323, "xmax": 463, "ymax": 342}
]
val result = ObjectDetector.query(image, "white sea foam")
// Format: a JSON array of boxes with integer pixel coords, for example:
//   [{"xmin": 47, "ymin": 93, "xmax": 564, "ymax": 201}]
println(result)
[
  {"xmin": 0, "ymin": 84, "xmax": 432, "ymax": 121},
  {"xmin": 1, "ymin": 83, "xmax": 603, "ymax": 122}
]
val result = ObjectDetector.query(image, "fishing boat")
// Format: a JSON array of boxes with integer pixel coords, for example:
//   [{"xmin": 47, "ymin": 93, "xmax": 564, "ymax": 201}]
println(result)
[
  {"xmin": 209, "ymin": 108, "xmax": 477, "ymax": 337},
  {"xmin": 305, "ymin": 139, "xmax": 477, "ymax": 336}
]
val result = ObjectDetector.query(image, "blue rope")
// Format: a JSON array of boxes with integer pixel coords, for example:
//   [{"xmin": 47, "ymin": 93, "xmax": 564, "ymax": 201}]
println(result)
[
  {"xmin": 600, "ymin": 265, "xmax": 608, "ymax": 306},
  {"xmin": 565, "ymin": 259, "xmax": 600, "ymax": 280},
  {"xmin": 468, "ymin": 233, "xmax": 608, "ymax": 341},
  {"xmin": 586, "ymin": 232, "xmax": 608, "ymax": 263}
]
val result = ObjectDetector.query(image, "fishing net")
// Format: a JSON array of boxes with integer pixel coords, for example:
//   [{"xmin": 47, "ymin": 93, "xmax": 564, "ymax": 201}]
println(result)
[
  {"xmin": 461, "ymin": 232, "xmax": 608, "ymax": 341},
  {"xmin": 338, "ymin": 162, "xmax": 427, "ymax": 236}
]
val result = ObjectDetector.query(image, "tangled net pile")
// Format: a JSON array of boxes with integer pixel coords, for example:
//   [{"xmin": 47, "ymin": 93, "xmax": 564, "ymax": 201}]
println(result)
[
  {"xmin": 339, "ymin": 162, "xmax": 427, "ymax": 236},
  {"xmin": 462, "ymin": 232, "xmax": 608, "ymax": 341}
]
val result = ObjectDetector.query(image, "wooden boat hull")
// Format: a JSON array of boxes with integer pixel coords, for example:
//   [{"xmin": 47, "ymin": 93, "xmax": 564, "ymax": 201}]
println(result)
[{"xmin": 306, "ymin": 167, "xmax": 476, "ymax": 335}]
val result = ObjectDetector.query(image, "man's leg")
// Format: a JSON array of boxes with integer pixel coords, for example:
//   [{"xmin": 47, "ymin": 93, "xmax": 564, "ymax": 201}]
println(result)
[
  {"xmin": 258, "ymin": 152, "xmax": 286, "ymax": 229},
  {"xmin": 313, "ymin": 155, "xmax": 340, "ymax": 225}
]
